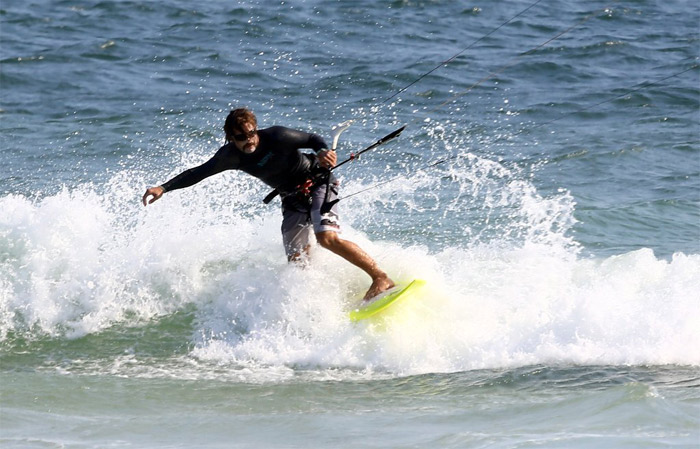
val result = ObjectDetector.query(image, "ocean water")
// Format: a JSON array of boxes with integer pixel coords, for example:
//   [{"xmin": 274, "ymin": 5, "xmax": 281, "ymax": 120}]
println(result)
[{"xmin": 1, "ymin": 0, "xmax": 699, "ymax": 447}]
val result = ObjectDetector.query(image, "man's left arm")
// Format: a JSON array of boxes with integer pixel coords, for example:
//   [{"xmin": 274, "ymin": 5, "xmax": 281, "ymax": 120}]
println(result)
[
  {"xmin": 301, "ymin": 128, "xmax": 336, "ymax": 169},
  {"xmin": 316, "ymin": 148, "xmax": 336, "ymax": 170},
  {"xmin": 273, "ymin": 126, "xmax": 336, "ymax": 169}
]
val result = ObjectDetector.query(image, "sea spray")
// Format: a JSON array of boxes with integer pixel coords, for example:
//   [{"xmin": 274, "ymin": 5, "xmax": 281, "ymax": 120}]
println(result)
[{"xmin": 1, "ymin": 141, "xmax": 698, "ymax": 377}]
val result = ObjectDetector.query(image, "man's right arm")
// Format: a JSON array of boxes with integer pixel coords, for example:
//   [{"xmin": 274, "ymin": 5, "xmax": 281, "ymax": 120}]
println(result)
[
  {"xmin": 142, "ymin": 147, "xmax": 235, "ymax": 206},
  {"xmin": 159, "ymin": 157, "xmax": 223, "ymax": 192}
]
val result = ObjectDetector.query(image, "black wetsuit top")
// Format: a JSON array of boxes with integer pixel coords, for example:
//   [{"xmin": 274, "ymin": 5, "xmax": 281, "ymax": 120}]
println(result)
[{"xmin": 161, "ymin": 126, "xmax": 331, "ymax": 197}]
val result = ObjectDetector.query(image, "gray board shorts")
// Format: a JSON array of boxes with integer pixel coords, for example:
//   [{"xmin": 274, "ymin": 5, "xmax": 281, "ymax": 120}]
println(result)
[{"xmin": 281, "ymin": 181, "xmax": 341, "ymax": 258}]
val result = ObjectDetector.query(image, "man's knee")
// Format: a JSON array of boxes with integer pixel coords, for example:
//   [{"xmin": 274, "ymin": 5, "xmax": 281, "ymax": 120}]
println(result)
[{"xmin": 315, "ymin": 231, "xmax": 339, "ymax": 249}]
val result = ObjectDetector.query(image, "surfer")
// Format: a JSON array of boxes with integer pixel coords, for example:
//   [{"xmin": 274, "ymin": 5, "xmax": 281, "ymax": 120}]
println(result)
[{"xmin": 142, "ymin": 108, "xmax": 394, "ymax": 300}]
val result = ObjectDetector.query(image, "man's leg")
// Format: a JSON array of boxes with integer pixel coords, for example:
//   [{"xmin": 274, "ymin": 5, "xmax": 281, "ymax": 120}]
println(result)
[
  {"xmin": 287, "ymin": 244, "xmax": 311, "ymax": 263},
  {"xmin": 316, "ymin": 231, "xmax": 394, "ymax": 300},
  {"xmin": 309, "ymin": 180, "xmax": 394, "ymax": 299},
  {"xmin": 281, "ymin": 201, "xmax": 314, "ymax": 263}
]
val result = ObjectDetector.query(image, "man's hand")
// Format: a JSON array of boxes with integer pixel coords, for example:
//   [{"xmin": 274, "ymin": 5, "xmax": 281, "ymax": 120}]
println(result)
[
  {"xmin": 142, "ymin": 186, "xmax": 165, "ymax": 206},
  {"xmin": 317, "ymin": 149, "xmax": 337, "ymax": 170}
]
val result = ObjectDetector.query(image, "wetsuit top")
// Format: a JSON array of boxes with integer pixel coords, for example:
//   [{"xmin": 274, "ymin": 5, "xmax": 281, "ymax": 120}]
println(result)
[{"xmin": 160, "ymin": 126, "xmax": 329, "ymax": 196}]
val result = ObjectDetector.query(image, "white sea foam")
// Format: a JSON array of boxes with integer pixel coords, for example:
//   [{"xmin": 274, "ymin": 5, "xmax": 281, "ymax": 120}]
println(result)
[{"xmin": 1, "ymin": 150, "xmax": 698, "ymax": 378}]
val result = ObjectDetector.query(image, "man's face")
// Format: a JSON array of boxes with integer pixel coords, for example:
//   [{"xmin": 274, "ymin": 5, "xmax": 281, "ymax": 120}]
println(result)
[{"xmin": 232, "ymin": 121, "xmax": 259, "ymax": 154}]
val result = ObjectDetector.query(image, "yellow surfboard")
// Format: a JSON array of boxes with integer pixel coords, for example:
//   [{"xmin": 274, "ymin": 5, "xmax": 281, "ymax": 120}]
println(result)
[{"xmin": 349, "ymin": 279, "xmax": 426, "ymax": 322}]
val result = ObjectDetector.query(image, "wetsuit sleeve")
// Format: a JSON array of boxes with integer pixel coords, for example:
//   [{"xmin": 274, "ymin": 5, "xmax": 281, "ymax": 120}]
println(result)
[
  {"xmin": 307, "ymin": 133, "xmax": 328, "ymax": 152},
  {"xmin": 160, "ymin": 147, "xmax": 236, "ymax": 192},
  {"xmin": 268, "ymin": 126, "xmax": 328, "ymax": 152}
]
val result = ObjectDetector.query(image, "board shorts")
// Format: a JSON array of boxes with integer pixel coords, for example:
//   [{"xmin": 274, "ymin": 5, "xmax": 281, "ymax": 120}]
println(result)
[{"xmin": 281, "ymin": 181, "xmax": 341, "ymax": 258}]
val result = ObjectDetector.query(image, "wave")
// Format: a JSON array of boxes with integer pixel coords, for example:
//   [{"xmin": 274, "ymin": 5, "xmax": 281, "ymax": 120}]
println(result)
[{"xmin": 1, "ymin": 147, "xmax": 698, "ymax": 377}]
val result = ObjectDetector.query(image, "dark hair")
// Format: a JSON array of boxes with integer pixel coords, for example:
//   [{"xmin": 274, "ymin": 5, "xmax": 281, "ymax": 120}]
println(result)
[{"xmin": 224, "ymin": 108, "xmax": 257, "ymax": 142}]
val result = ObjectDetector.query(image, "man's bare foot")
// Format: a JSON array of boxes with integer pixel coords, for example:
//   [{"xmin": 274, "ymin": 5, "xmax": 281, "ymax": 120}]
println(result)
[{"xmin": 363, "ymin": 275, "xmax": 395, "ymax": 301}]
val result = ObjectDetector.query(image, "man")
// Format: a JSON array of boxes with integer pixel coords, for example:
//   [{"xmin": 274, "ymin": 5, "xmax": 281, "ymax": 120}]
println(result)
[{"xmin": 142, "ymin": 108, "xmax": 394, "ymax": 300}]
